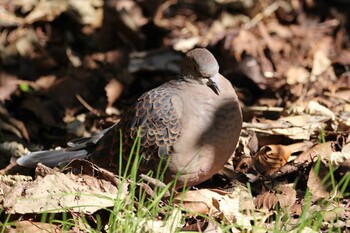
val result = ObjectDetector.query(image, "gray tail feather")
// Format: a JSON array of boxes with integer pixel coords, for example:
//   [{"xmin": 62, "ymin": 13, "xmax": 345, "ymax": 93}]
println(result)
[{"xmin": 17, "ymin": 149, "xmax": 89, "ymax": 168}]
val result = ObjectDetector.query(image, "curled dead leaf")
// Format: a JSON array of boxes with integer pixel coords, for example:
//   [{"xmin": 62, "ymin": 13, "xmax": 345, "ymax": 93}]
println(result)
[{"xmin": 253, "ymin": 144, "xmax": 291, "ymax": 176}]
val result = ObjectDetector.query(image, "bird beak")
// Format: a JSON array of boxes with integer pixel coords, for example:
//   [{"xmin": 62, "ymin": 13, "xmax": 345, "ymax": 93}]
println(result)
[{"xmin": 208, "ymin": 74, "xmax": 221, "ymax": 95}]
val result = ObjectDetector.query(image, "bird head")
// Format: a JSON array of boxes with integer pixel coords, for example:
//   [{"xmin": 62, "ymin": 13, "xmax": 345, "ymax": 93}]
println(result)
[{"xmin": 181, "ymin": 48, "xmax": 221, "ymax": 94}]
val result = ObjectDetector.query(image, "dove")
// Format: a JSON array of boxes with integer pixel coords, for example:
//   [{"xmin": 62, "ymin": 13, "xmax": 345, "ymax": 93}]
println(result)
[{"xmin": 17, "ymin": 48, "xmax": 242, "ymax": 189}]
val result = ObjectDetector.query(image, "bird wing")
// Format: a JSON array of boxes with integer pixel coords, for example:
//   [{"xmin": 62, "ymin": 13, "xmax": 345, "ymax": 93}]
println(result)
[{"xmin": 90, "ymin": 82, "xmax": 183, "ymax": 171}]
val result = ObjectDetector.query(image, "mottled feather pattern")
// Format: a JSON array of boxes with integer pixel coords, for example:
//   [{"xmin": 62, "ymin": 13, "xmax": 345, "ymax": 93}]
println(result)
[{"xmin": 89, "ymin": 80, "xmax": 182, "ymax": 172}]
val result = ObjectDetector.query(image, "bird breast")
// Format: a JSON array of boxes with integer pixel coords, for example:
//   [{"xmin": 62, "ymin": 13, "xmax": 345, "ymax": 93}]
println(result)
[{"xmin": 169, "ymin": 77, "xmax": 241, "ymax": 179}]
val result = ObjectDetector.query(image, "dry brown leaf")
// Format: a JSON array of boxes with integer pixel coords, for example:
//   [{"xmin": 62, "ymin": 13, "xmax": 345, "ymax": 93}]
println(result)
[
  {"xmin": 174, "ymin": 189, "xmax": 227, "ymax": 215},
  {"xmin": 3, "ymin": 172, "xmax": 119, "ymax": 214},
  {"xmin": 334, "ymin": 49, "xmax": 350, "ymax": 65},
  {"xmin": 244, "ymin": 114, "xmax": 329, "ymax": 140},
  {"xmin": 175, "ymin": 186, "xmax": 253, "ymax": 230},
  {"xmin": 307, "ymin": 139, "xmax": 343, "ymax": 164},
  {"xmin": 290, "ymin": 201, "xmax": 303, "ymax": 217},
  {"xmin": 0, "ymin": 106, "xmax": 30, "ymax": 141},
  {"xmin": 290, "ymin": 226, "xmax": 319, "ymax": 233},
  {"xmin": 203, "ymin": 220, "xmax": 224, "ymax": 233},
  {"xmin": 217, "ymin": 189, "xmax": 253, "ymax": 229},
  {"xmin": 35, "ymin": 163, "xmax": 57, "ymax": 177},
  {"xmin": 311, "ymin": 50, "xmax": 331, "ymax": 80},
  {"xmin": 275, "ymin": 185, "xmax": 297, "ymax": 210},
  {"xmin": 253, "ymin": 144, "xmax": 291, "ymax": 176},
  {"xmin": 115, "ymin": 0, "xmax": 147, "ymax": 29},
  {"xmin": 5, "ymin": 221, "xmax": 61, "ymax": 233},
  {"xmin": 254, "ymin": 191, "xmax": 277, "ymax": 210},
  {"xmin": 266, "ymin": 20, "xmax": 293, "ymax": 39},
  {"xmin": 137, "ymin": 209, "xmax": 182, "ymax": 233},
  {"xmin": 105, "ymin": 78, "xmax": 124, "ymax": 107},
  {"xmin": 173, "ymin": 37, "xmax": 201, "ymax": 53},
  {"xmin": 0, "ymin": 8, "xmax": 24, "ymax": 27},
  {"xmin": 285, "ymin": 66, "xmax": 310, "ymax": 85},
  {"xmin": 329, "ymin": 151, "xmax": 350, "ymax": 168},
  {"xmin": 10, "ymin": 0, "xmax": 37, "ymax": 14},
  {"xmin": 34, "ymin": 75, "xmax": 57, "ymax": 90},
  {"xmin": 235, "ymin": 157, "xmax": 254, "ymax": 174},
  {"xmin": 0, "ymin": 142, "xmax": 29, "ymax": 160},
  {"xmin": 68, "ymin": 0, "xmax": 103, "ymax": 27},
  {"xmin": 306, "ymin": 101, "xmax": 335, "ymax": 120},
  {"xmin": 307, "ymin": 163, "xmax": 334, "ymax": 201},
  {"xmin": 0, "ymin": 174, "xmax": 32, "ymax": 185},
  {"xmin": 24, "ymin": 0, "xmax": 68, "ymax": 24},
  {"xmin": 231, "ymin": 29, "xmax": 260, "ymax": 61},
  {"xmin": 0, "ymin": 73, "xmax": 18, "ymax": 102},
  {"xmin": 258, "ymin": 22, "xmax": 285, "ymax": 54},
  {"xmin": 254, "ymin": 185, "xmax": 296, "ymax": 210},
  {"xmin": 236, "ymin": 130, "xmax": 259, "ymax": 157},
  {"xmin": 278, "ymin": 140, "xmax": 343, "ymax": 177}
]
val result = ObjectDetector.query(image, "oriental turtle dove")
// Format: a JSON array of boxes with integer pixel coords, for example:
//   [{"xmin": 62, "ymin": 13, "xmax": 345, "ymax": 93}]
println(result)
[{"xmin": 17, "ymin": 48, "xmax": 242, "ymax": 188}]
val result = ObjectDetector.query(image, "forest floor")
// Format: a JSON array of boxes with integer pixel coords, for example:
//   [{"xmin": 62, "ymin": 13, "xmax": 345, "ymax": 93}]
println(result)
[{"xmin": 0, "ymin": 0, "xmax": 350, "ymax": 232}]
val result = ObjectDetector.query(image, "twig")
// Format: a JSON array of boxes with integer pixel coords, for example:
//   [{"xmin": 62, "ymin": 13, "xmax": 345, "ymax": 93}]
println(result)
[{"xmin": 76, "ymin": 94, "xmax": 101, "ymax": 116}]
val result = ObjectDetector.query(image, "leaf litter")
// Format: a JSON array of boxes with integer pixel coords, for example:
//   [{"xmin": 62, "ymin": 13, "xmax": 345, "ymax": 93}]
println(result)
[{"xmin": 1, "ymin": 0, "xmax": 350, "ymax": 232}]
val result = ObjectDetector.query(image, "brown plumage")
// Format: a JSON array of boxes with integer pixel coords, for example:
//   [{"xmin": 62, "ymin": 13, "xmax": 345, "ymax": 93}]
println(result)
[{"xmin": 17, "ymin": 48, "xmax": 242, "ymax": 188}]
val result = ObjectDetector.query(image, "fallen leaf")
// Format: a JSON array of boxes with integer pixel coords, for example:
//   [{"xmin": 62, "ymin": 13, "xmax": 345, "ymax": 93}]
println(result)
[
  {"xmin": 137, "ymin": 209, "xmax": 182, "ymax": 233},
  {"xmin": 254, "ymin": 185, "xmax": 296, "ymax": 211},
  {"xmin": 290, "ymin": 226, "xmax": 319, "ymax": 233},
  {"xmin": 231, "ymin": 29, "xmax": 260, "ymax": 61},
  {"xmin": 105, "ymin": 78, "xmax": 124, "ymax": 107},
  {"xmin": 24, "ymin": 0, "xmax": 68, "ymax": 24},
  {"xmin": 0, "ymin": 106, "xmax": 30, "ymax": 140},
  {"xmin": 5, "ymin": 221, "xmax": 60, "ymax": 233},
  {"xmin": 330, "ymin": 151, "xmax": 350, "ymax": 168},
  {"xmin": 244, "ymin": 114, "xmax": 330, "ymax": 140},
  {"xmin": 253, "ymin": 144, "xmax": 291, "ymax": 176},
  {"xmin": 285, "ymin": 66, "xmax": 310, "ymax": 85},
  {"xmin": 311, "ymin": 50, "xmax": 331, "ymax": 80},
  {"xmin": 203, "ymin": 220, "xmax": 223, "ymax": 233},
  {"xmin": 0, "ymin": 73, "xmax": 18, "ymax": 102},
  {"xmin": 307, "ymin": 162, "xmax": 335, "ymax": 201},
  {"xmin": 3, "ymin": 172, "xmax": 118, "ymax": 214},
  {"xmin": 0, "ymin": 8, "xmax": 24, "ymax": 27},
  {"xmin": 174, "ymin": 189, "xmax": 226, "ymax": 215},
  {"xmin": 275, "ymin": 185, "xmax": 297, "ymax": 210},
  {"xmin": 254, "ymin": 191, "xmax": 277, "ymax": 210},
  {"xmin": 68, "ymin": 0, "xmax": 104, "ymax": 27},
  {"xmin": 173, "ymin": 37, "xmax": 201, "ymax": 52},
  {"xmin": 306, "ymin": 101, "xmax": 335, "ymax": 120}
]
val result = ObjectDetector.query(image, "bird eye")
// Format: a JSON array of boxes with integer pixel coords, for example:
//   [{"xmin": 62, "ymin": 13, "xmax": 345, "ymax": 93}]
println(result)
[{"xmin": 193, "ymin": 65, "xmax": 198, "ymax": 71}]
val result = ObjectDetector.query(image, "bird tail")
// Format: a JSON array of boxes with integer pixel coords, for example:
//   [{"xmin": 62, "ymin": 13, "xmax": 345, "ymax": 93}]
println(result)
[{"xmin": 16, "ymin": 149, "xmax": 89, "ymax": 168}]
